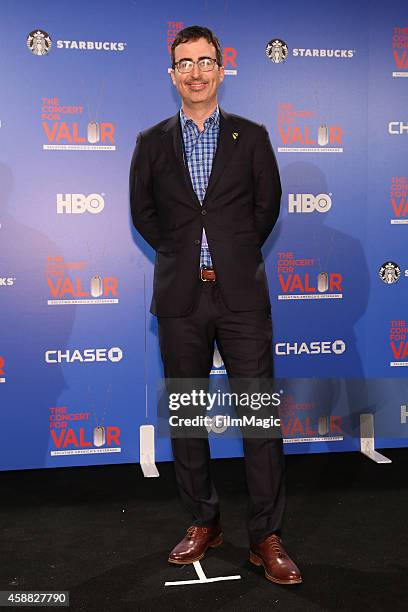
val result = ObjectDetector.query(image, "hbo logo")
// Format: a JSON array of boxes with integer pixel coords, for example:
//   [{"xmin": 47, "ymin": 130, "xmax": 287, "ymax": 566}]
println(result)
[
  {"xmin": 288, "ymin": 193, "xmax": 332, "ymax": 214},
  {"xmin": 56, "ymin": 193, "xmax": 105, "ymax": 214}
]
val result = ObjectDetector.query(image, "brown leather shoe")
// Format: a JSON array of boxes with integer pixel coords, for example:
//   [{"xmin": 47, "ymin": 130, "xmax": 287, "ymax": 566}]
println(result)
[
  {"xmin": 250, "ymin": 534, "xmax": 302, "ymax": 585},
  {"xmin": 168, "ymin": 525, "xmax": 223, "ymax": 565}
]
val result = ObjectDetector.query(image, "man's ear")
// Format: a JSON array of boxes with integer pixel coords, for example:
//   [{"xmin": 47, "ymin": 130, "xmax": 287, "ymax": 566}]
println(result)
[
  {"xmin": 219, "ymin": 65, "xmax": 225, "ymax": 84},
  {"xmin": 170, "ymin": 69, "xmax": 176, "ymax": 86}
]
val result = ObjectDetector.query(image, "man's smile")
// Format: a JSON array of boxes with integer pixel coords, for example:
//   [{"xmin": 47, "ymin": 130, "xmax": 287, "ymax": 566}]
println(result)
[{"xmin": 187, "ymin": 81, "xmax": 208, "ymax": 90}]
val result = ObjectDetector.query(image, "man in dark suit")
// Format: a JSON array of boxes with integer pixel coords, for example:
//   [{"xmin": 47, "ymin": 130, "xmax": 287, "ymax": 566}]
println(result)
[{"xmin": 130, "ymin": 25, "xmax": 301, "ymax": 585}]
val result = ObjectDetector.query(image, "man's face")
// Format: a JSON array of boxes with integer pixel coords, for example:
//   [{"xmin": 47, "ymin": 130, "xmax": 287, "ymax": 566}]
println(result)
[{"xmin": 170, "ymin": 37, "xmax": 225, "ymax": 107}]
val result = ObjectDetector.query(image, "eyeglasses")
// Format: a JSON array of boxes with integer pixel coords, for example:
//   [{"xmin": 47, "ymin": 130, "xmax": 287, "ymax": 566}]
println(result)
[{"xmin": 174, "ymin": 58, "xmax": 219, "ymax": 74}]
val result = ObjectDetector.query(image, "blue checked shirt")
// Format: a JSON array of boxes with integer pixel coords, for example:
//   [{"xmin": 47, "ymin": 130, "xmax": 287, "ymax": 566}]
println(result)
[{"xmin": 180, "ymin": 106, "xmax": 220, "ymax": 269}]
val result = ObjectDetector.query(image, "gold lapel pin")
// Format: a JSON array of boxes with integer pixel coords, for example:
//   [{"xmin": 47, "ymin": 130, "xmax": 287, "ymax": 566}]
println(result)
[{"xmin": 232, "ymin": 132, "xmax": 239, "ymax": 140}]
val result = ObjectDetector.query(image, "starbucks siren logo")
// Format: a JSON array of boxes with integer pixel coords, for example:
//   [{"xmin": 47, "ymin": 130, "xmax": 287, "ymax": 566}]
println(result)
[
  {"xmin": 27, "ymin": 30, "xmax": 52, "ymax": 56},
  {"xmin": 379, "ymin": 261, "xmax": 401, "ymax": 284},
  {"xmin": 266, "ymin": 39, "xmax": 289, "ymax": 64}
]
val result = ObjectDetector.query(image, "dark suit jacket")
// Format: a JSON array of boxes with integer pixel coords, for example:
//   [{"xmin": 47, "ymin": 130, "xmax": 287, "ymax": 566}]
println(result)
[{"xmin": 129, "ymin": 107, "xmax": 281, "ymax": 317}]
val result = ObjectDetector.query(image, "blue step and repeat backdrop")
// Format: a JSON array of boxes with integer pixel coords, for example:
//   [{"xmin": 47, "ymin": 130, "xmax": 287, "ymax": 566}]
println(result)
[{"xmin": 1, "ymin": 0, "xmax": 407, "ymax": 470}]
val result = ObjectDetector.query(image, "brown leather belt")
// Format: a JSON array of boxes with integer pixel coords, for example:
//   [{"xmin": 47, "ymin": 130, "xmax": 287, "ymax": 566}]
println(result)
[{"xmin": 200, "ymin": 267, "xmax": 216, "ymax": 282}]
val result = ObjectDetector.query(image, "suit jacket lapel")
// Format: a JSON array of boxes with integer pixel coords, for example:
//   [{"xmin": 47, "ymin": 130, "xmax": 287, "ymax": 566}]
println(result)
[
  {"xmin": 203, "ymin": 108, "xmax": 240, "ymax": 204},
  {"xmin": 161, "ymin": 113, "xmax": 201, "ymax": 208},
  {"xmin": 160, "ymin": 107, "xmax": 240, "ymax": 208}
]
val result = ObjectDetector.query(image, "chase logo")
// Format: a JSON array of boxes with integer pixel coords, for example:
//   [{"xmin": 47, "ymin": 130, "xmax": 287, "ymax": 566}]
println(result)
[
  {"xmin": 45, "ymin": 347, "xmax": 123, "ymax": 364},
  {"xmin": 275, "ymin": 340, "xmax": 346, "ymax": 356},
  {"xmin": 388, "ymin": 121, "xmax": 408, "ymax": 135}
]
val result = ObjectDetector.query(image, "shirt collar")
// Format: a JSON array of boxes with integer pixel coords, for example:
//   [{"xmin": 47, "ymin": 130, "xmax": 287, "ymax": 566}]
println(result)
[{"xmin": 179, "ymin": 105, "xmax": 220, "ymax": 132}]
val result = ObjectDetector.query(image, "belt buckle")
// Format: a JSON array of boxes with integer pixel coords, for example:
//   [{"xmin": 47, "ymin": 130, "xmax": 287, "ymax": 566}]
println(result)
[{"xmin": 200, "ymin": 267, "xmax": 215, "ymax": 282}]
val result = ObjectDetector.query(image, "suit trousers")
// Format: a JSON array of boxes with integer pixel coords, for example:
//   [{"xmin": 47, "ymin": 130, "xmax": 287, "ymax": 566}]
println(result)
[{"xmin": 157, "ymin": 280, "xmax": 285, "ymax": 545}]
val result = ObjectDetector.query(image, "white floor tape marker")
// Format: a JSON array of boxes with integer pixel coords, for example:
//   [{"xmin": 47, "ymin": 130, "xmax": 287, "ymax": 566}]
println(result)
[
  {"xmin": 360, "ymin": 414, "xmax": 392, "ymax": 464},
  {"xmin": 139, "ymin": 424, "xmax": 160, "ymax": 477},
  {"xmin": 165, "ymin": 560, "xmax": 241, "ymax": 587},
  {"xmin": 140, "ymin": 274, "xmax": 160, "ymax": 478}
]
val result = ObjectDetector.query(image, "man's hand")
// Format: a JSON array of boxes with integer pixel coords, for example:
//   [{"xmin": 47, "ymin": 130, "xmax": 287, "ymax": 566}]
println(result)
[
  {"xmin": 252, "ymin": 125, "xmax": 282, "ymax": 247},
  {"xmin": 129, "ymin": 132, "xmax": 160, "ymax": 250}
]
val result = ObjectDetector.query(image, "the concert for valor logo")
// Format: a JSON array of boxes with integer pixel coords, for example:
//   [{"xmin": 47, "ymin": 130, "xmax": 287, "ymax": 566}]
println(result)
[
  {"xmin": 46, "ymin": 256, "xmax": 119, "ymax": 305},
  {"xmin": 277, "ymin": 103, "xmax": 343, "ymax": 153},
  {"xmin": 277, "ymin": 252, "xmax": 343, "ymax": 300},
  {"xmin": 389, "ymin": 320, "xmax": 408, "ymax": 366},
  {"xmin": 41, "ymin": 96, "xmax": 116, "ymax": 151},
  {"xmin": 0, "ymin": 355, "xmax": 6, "ymax": 383},
  {"xmin": 390, "ymin": 177, "xmax": 408, "ymax": 224},
  {"xmin": 49, "ymin": 406, "xmax": 121, "ymax": 456},
  {"xmin": 392, "ymin": 26, "xmax": 408, "ymax": 77}
]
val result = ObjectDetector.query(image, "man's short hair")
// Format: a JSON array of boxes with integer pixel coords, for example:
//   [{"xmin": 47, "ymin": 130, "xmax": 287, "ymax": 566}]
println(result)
[{"xmin": 171, "ymin": 25, "xmax": 223, "ymax": 69}]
